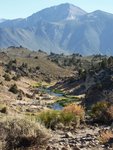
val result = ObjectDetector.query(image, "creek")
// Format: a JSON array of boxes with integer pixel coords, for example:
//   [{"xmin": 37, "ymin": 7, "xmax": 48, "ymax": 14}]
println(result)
[{"xmin": 37, "ymin": 87, "xmax": 64, "ymax": 110}]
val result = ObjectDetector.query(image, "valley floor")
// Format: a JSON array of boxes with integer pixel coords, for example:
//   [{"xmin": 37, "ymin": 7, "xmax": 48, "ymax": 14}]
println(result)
[{"xmin": 0, "ymin": 49, "xmax": 113, "ymax": 150}]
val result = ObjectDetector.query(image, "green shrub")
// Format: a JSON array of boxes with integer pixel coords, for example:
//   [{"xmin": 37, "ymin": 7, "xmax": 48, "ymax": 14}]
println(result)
[
  {"xmin": 38, "ymin": 110, "xmax": 60, "ymax": 129},
  {"xmin": 12, "ymin": 74, "xmax": 21, "ymax": 81},
  {"xmin": 9, "ymin": 84, "xmax": 19, "ymax": 94},
  {"xmin": 0, "ymin": 107, "xmax": 7, "ymax": 114},
  {"xmin": 3, "ymin": 73, "xmax": 11, "ymax": 81},
  {"xmin": 0, "ymin": 104, "xmax": 7, "ymax": 114},
  {"xmin": 38, "ymin": 104, "xmax": 85, "ymax": 129},
  {"xmin": 60, "ymin": 111, "xmax": 75, "ymax": 126},
  {"xmin": 91, "ymin": 101, "xmax": 112, "ymax": 123}
]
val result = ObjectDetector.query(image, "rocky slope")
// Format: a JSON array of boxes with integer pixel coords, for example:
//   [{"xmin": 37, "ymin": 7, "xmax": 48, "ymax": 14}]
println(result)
[{"xmin": 52, "ymin": 55, "xmax": 113, "ymax": 108}]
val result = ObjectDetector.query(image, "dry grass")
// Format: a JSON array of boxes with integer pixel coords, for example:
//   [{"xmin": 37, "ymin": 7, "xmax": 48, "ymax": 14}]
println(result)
[
  {"xmin": 106, "ymin": 105, "xmax": 113, "ymax": 121},
  {"xmin": 16, "ymin": 57, "xmax": 71, "ymax": 79},
  {"xmin": 0, "ymin": 116, "xmax": 51, "ymax": 150},
  {"xmin": 99, "ymin": 129, "xmax": 113, "ymax": 144},
  {"xmin": 38, "ymin": 104, "xmax": 85, "ymax": 129},
  {"xmin": 91, "ymin": 102, "xmax": 113, "ymax": 124},
  {"xmin": 63, "ymin": 103, "xmax": 85, "ymax": 121}
]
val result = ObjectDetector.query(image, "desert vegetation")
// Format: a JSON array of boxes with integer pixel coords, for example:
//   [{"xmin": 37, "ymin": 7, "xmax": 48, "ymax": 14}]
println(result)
[
  {"xmin": 0, "ymin": 48, "xmax": 113, "ymax": 149},
  {"xmin": 0, "ymin": 116, "xmax": 51, "ymax": 150},
  {"xmin": 91, "ymin": 101, "xmax": 113, "ymax": 124},
  {"xmin": 38, "ymin": 104, "xmax": 85, "ymax": 129},
  {"xmin": 99, "ymin": 129, "xmax": 113, "ymax": 144}
]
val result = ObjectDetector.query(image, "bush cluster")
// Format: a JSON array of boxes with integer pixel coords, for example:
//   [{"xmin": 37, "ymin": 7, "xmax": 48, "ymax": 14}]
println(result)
[
  {"xmin": 9, "ymin": 84, "xmax": 19, "ymax": 94},
  {"xmin": 91, "ymin": 101, "xmax": 113, "ymax": 124},
  {"xmin": 0, "ymin": 117, "xmax": 51, "ymax": 150},
  {"xmin": 38, "ymin": 104, "xmax": 85, "ymax": 129},
  {"xmin": 0, "ymin": 104, "xmax": 7, "ymax": 114},
  {"xmin": 99, "ymin": 129, "xmax": 113, "ymax": 144},
  {"xmin": 3, "ymin": 73, "xmax": 11, "ymax": 81}
]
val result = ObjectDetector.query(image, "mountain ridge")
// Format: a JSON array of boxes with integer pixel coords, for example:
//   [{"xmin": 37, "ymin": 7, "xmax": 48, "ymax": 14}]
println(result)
[{"xmin": 0, "ymin": 3, "xmax": 113, "ymax": 55}]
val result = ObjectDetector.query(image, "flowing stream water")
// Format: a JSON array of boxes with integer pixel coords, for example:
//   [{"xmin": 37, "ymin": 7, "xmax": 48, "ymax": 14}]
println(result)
[{"xmin": 38, "ymin": 87, "xmax": 64, "ymax": 110}]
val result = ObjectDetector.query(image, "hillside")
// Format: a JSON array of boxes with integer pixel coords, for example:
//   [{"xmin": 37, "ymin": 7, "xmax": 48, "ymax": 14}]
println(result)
[
  {"xmin": 0, "ymin": 49, "xmax": 113, "ymax": 149},
  {"xmin": 0, "ymin": 47, "xmax": 73, "ymax": 81},
  {"xmin": 52, "ymin": 55, "xmax": 113, "ymax": 108}
]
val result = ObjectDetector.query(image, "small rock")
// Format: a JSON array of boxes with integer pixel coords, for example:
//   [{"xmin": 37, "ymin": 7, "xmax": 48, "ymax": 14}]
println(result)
[
  {"xmin": 86, "ymin": 133, "xmax": 93, "ymax": 137},
  {"xmin": 65, "ymin": 132, "xmax": 74, "ymax": 138}
]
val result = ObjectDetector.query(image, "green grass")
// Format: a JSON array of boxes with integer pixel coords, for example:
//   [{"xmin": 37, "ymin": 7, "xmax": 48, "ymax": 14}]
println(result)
[
  {"xmin": 52, "ymin": 89, "xmax": 64, "ymax": 94},
  {"xmin": 32, "ymin": 82, "xmax": 42, "ymax": 88},
  {"xmin": 37, "ymin": 110, "xmax": 60, "ymax": 129},
  {"xmin": 55, "ymin": 96, "xmax": 80, "ymax": 107},
  {"xmin": 60, "ymin": 111, "xmax": 76, "ymax": 125},
  {"xmin": 37, "ymin": 105, "xmax": 84, "ymax": 129}
]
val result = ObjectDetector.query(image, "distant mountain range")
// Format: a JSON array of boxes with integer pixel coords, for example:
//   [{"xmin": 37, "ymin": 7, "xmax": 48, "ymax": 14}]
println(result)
[{"xmin": 0, "ymin": 3, "xmax": 113, "ymax": 55}]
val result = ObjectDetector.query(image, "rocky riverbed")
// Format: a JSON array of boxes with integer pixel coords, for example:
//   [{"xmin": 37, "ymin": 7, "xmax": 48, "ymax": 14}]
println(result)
[{"xmin": 46, "ymin": 125, "xmax": 113, "ymax": 150}]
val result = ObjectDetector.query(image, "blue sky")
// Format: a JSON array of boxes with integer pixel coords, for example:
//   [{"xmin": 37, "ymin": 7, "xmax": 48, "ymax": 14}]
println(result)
[{"xmin": 0, "ymin": 0, "xmax": 113, "ymax": 19}]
